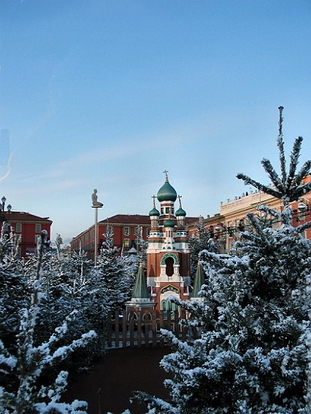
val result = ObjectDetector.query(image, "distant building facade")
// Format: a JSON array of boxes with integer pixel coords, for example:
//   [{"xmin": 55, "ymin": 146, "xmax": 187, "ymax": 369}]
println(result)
[
  {"xmin": 71, "ymin": 209, "xmax": 199, "ymax": 260},
  {"xmin": 187, "ymin": 175, "xmax": 311, "ymax": 252},
  {"xmin": 70, "ymin": 214, "xmax": 152, "ymax": 257},
  {"xmin": 0, "ymin": 211, "xmax": 52, "ymax": 257}
]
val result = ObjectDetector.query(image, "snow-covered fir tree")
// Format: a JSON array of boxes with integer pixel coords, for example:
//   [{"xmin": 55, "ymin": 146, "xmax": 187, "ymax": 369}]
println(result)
[
  {"xmin": 95, "ymin": 228, "xmax": 134, "ymax": 312},
  {"xmin": 29, "ymin": 239, "xmax": 107, "ymax": 369},
  {"xmin": 188, "ymin": 216, "xmax": 218, "ymax": 282},
  {"xmin": 0, "ymin": 235, "xmax": 28, "ymax": 358},
  {"xmin": 135, "ymin": 224, "xmax": 148, "ymax": 266},
  {"xmin": 136, "ymin": 108, "xmax": 311, "ymax": 413},
  {"xmin": 0, "ymin": 231, "xmax": 99, "ymax": 413}
]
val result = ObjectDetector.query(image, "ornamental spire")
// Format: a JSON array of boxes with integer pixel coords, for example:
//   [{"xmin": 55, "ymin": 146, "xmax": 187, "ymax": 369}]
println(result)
[
  {"xmin": 191, "ymin": 261, "xmax": 205, "ymax": 299},
  {"xmin": 163, "ymin": 170, "xmax": 169, "ymax": 182},
  {"xmin": 132, "ymin": 263, "xmax": 150, "ymax": 299}
]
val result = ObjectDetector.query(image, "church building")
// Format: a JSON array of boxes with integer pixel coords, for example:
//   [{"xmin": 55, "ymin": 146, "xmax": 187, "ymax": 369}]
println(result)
[{"xmin": 146, "ymin": 172, "xmax": 191, "ymax": 311}]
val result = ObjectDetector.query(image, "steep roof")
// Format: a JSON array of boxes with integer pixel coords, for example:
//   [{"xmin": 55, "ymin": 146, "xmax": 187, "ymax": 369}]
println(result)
[
  {"xmin": 191, "ymin": 261, "xmax": 205, "ymax": 298},
  {"xmin": 132, "ymin": 263, "xmax": 150, "ymax": 299}
]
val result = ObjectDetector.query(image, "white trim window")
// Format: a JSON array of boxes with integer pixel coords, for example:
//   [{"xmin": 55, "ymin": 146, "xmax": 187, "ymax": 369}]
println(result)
[{"xmin": 123, "ymin": 227, "xmax": 130, "ymax": 236}]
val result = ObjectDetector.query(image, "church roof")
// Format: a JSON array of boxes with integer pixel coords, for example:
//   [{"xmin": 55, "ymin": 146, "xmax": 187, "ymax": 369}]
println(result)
[
  {"xmin": 164, "ymin": 219, "xmax": 176, "ymax": 227},
  {"xmin": 149, "ymin": 207, "xmax": 160, "ymax": 216},
  {"xmin": 176, "ymin": 207, "xmax": 187, "ymax": 217},
  {"xmin": 132, "ymin": 263, "xmax": 150, "ymax": 299},
  {"xmin": 191, "ymin": 261, "xmax": 205, "ymax": 298},
  {"xmin": 157, "ymin": 180, "xmax": 177, "ymax": 202}
]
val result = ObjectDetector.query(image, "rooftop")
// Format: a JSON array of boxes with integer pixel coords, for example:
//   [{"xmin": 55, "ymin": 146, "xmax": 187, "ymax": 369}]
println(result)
[{"xmin": 3, "ymin": 211, "xmax": 52, "ymax": 223}]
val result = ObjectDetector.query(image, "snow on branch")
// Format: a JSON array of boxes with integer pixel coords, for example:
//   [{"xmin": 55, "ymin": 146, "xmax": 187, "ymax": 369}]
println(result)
[
  {"xmin": 287, "ymin": 136, "xmax": 303, "ymax": 191},
  {"xmin": 261, "ymin": 158, "xmax": 283, "ymax": 191},
  {"xmin": 236, "ymin": 173, "xmax": 282, "ymax": 199},
  {"xmin": 0, "ymin": 340, "xmax": 17, "ymax": 372},
  {"xmin": 237, "ymin": 109, "xmax": 311, "ymax": 206}
]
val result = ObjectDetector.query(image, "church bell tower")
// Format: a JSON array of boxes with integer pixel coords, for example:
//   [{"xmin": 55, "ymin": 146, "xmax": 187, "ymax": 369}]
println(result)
[{"xmin": 147, "ymin": 171, "xmax": 190, "ymax": 311}]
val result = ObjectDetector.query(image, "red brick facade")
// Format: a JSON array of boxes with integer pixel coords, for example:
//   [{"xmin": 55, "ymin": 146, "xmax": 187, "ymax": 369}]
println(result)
[
  {"xmin": 70, "ymin": 214, "xmax": 151, "ymax": 257},
  {"xmin": 0, "ymin": 211, "xmax": 52, "ymax": 257}
]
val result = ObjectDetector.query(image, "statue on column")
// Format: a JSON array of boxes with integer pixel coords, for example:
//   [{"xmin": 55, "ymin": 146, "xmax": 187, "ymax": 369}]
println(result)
[{"xmin": 92, "ymin": 189, "xmax": 103, "ymax": 208}]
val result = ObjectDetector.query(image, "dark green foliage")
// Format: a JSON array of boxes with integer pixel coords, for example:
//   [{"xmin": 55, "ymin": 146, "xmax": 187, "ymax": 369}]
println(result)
[
  {"xmin": 0, "ymin": 233, "xmax": 92, "ymax": 412},
  {"xmin": 237, "ymin": 119, "xmax": 311, "ymax": 205},
  {"xmin": 95, "ymin": 230, "xmax": 136, "ymax": 312},
  {"xmin": 188, "ymin": 217, "xmax": 218, "ymax": 281}
]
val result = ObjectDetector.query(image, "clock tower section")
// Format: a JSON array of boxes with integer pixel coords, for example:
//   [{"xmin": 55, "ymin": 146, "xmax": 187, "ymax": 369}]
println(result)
[{"xmin": 147, "ymin": 172, "xmax": 190, "ymax": 311}]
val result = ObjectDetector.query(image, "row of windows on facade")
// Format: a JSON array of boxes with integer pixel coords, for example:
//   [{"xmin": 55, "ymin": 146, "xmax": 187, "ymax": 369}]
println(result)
[
  {"xmin": 122, "ymin": 226, "xmax": 149, "ymax": 236},
  {"xmin": 1, "ymin": 234, "xmax": 47, "ymax": 244},
  {"xmin": 11, "ymin": 234, "xmax": 49, "ymax": 242},
  {"xmin": 216, "ymin": 209, "xmax": 309, "ymax": 237},
  {"xmin": 3, "ymin": 223, "xmax": 43, "ymax": 234},
  {"xmin": 78, "ymin": 226, "xmax": 150, "ymax": 245}
]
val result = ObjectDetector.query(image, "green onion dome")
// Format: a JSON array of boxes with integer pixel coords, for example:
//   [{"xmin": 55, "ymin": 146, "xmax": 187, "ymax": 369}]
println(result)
[
  {"xmin": 164, "ymin": 219, "xmax": 176, "ymax": 227},
  {"xmin": 157, "ymin": 181, "xmax": 177, "ymax": 202},
  {"xmin": 176, "ymin": 207, "xmax": 186, "ymax": 217},
  {"xmin": 149, "ymin": 207, "xmax": 160, "ymax": 216}
]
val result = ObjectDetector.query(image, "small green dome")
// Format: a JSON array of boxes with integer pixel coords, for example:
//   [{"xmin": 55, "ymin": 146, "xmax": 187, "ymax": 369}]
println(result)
[
  {"xmin": 157, "ymin": 181, "xmax": 177, "ymax": 202},
  {"xmin": 164, "ymin": 219, "xmax": 176, "ymax": 227},
  {"xmin": 149, "ymin": 207, "xmax": 160, "ymax": 216},
  {"xmin": 176, "ymin": 207, "xmax": 186, "ymax": 217}
]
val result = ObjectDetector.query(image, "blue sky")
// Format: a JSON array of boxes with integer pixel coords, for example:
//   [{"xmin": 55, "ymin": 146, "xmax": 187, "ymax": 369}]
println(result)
[{"xmin": 1, "ymin": 0, "xmax": 311, "ymax": 242}]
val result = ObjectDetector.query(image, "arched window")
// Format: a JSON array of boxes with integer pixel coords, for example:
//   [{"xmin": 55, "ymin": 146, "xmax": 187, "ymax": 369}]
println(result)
[
  {"xmin": 161, "ymin": 298, "xmax": 180, "ymax": 314},
  {"xmin": 171, "ymin": 302, "xmax": 178, "ymax": 311},
  {"xmin": 127, "ymin": 311, "xmax": 138, "ymax": 321},
  {"xmin": 142, "ymin": 312, "xmax": 152, "ymax": 321},
  {"xmin": 165, "ymin": 256, "xmax": 174, "ymax": 276}
]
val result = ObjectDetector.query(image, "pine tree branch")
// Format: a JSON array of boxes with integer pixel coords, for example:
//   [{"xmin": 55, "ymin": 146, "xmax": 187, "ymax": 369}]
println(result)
[
  {"xmin": 289, "ymin": 181, "xmax": 311, "ymax": 201},
  {"xmin": 280, "ymin": 205, "xmax": 292, "ymax": 225},
  {"xmin": 257, "ymin": 204, "xmax": 282, "ymax": 220},
  {"xmin": 236, "ymin": 173, "xmax": 282, "ymax": 199},
  {"xmin": 261, "ymin": 158, "xmax": 284, "ymax": 191},
  {"xmin": 286, "ymin": 137, "xmax": 303, "ymax": 192},
  {"xmin": 246, "ymin": 213, "xmax": 271, "ymax": 245},
  {"xmin": 295, "ymin": 221, "xmax": 311, "ymax": 234},
  {"xmin": 277, "ymin": 134, "xmax": 287, "ymax": 184},
  {"xmin": 294, "ymin": 160, "xmax": 311, "ymax": 187}
]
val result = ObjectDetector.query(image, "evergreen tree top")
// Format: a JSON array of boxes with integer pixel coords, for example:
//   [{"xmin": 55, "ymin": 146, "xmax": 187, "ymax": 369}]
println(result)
[{"xmin": 237, "ymin": 106, "xmax": 311, "ymax": 205}]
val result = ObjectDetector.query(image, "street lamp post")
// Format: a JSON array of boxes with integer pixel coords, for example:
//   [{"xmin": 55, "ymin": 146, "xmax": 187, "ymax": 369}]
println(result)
[
  {"xmin": 91, "ymin": 189, "xmax": 103, "ymax": 266},
  {"xmin": 0, "ymin": 196, "xmax": 6, "ymax": 222},
  {"xmin": 0, "ymin": 195, "xmax": 12, "ymax": 230}
]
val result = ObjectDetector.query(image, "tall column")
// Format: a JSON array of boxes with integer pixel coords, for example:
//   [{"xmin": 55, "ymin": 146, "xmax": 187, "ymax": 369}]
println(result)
[{"xmin": 91, "ymin": 189, "xmax": 103, "ymax": 266}]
